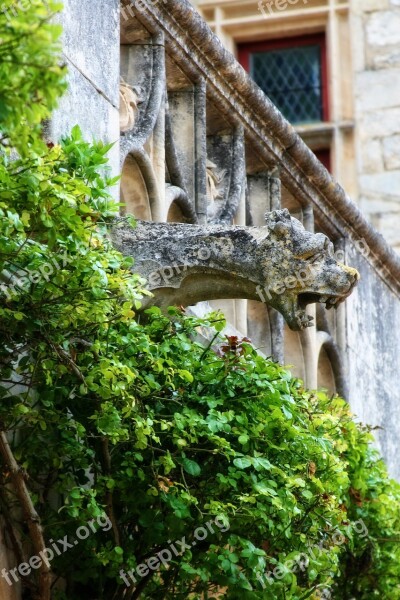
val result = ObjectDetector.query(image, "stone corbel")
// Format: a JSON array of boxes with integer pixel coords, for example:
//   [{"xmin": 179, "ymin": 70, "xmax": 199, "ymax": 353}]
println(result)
[{"xmin": 110, "ymin": 209, "xmax": 360, "ymax": 331}]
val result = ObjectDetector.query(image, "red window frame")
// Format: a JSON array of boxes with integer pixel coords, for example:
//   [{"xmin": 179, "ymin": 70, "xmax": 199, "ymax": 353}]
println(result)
[{"xmin": 238, "ymin": 33, "xmax": 330, "ymax": 122}]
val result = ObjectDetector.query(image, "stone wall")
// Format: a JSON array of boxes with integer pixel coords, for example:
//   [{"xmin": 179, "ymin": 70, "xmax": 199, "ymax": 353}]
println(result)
[
  {"xmin": 50, "ymin": 0, "xmax": 400, "ymax": 483},
  {"xmin": 345, "ymin": 238, "xmax": 400, "ymax": 479},
  {"xmin": 50, "ymin": 0, "xmax": 120, "ymax": 180},
  {"xmin": 193, "ymin": 0, "xmax": 400, "ymax": 253},
  {"xmin": 352, "ymin": 0, "xmax": 400, "ymax": 252}
]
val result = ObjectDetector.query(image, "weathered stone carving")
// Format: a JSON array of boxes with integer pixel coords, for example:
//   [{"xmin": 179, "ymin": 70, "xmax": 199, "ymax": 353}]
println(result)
[
  {"xmin": 110, "ymin": 209, "xmax": 359, "ymax": 331},
  {"xmin": 206, "ymin": 159, "xmax": 226, "ymax": 220},
  {"xmin": 119, "ymin": 79, "xmax": 141, "ymax": 133}
]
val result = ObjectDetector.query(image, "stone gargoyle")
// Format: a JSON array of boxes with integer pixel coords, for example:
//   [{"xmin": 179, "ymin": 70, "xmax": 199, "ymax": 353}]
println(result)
[{"xmin": 110, "ymin": 209, "xmax": 359, "ymax": 331}]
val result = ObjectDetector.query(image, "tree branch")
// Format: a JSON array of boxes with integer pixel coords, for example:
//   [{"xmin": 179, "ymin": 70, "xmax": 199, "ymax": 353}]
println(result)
[
  {"xmin": 0, "ymin": 485, "xmax": 25, "ymax": 567},
  {"xmin": 0, "ymin": 430, "xmax": 51, "ymax": 600},
  {"xmin": 101, "ymin": 437, "xmax": 121, "ymax": 548}
]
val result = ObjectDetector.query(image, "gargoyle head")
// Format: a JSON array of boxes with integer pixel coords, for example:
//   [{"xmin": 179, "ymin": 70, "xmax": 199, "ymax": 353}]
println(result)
[{"xmin": 259, "ymin": 209, "xmax": 360, "ymax": 330}]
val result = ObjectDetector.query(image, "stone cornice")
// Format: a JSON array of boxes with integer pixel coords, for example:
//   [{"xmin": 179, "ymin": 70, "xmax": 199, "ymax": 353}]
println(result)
[{"xmin": 122, "ymin": 0, "xmax": 400, "ymax": 296}]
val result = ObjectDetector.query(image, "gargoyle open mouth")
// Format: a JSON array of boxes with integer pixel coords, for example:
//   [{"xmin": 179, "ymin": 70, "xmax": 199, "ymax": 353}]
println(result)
[
  {"xmin": 298, "ymin": 292, "xmax": 343, "ymax": 311},
  {"xmin": 287, "ymin": 290, "xmax": 354, "ymax": 330}
]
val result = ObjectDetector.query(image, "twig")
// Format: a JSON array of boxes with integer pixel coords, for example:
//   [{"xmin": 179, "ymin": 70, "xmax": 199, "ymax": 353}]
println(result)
[{"xmin": 47, "ymin": 340, "xmax": 85, "ymax": 383}]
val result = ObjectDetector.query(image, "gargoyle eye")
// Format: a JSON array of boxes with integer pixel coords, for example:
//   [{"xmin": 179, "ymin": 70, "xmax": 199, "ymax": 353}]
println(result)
[
  {"xmin": 297, "ymin": 235, "xmax": 334, "ymax": 261},
  {"xmin": 299, "ymin": 234, "xmax": 335, "ymax": 263},
  {"xmin": 309, "ymin": 252, "xmax": 324, "ymax": 264}
]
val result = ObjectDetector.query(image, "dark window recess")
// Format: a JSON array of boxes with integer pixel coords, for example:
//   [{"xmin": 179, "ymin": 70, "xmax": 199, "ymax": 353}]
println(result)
[
  {"xmin": 239, "ymin": 35, "xmax": 329, "ymax": 125},
  {"xmin": 315, "ymin": 149, "xmax": 331, "ymax": 172}
]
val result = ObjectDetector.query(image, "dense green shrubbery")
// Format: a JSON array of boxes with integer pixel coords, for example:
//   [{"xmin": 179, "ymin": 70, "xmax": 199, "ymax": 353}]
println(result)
[
  {"xmin": 0, "ymin": 2, "xmax": 400, "ymax": 599},
  {"xmin": 1, "ymin": 129, "xmax": 400, "ymax": 600}
]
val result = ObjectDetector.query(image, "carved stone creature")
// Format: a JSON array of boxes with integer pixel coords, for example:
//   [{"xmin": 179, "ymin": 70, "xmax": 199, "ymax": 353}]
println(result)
[
  {"xmin": 119, "ymin": 79, "xmax": 141, "ymax": 133},
  {"xmin": 206, "ymin": 159, "xmax": 226, "ymax": 220},
  {"xmin": 110, "ymin": 209, "xmax": 359, "ymax": 331}
]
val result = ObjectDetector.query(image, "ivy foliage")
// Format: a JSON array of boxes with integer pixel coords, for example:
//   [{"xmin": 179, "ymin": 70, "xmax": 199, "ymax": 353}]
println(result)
[{"xmin": 0, "ymin": 3, "xmax": 400, "ymax": 600}]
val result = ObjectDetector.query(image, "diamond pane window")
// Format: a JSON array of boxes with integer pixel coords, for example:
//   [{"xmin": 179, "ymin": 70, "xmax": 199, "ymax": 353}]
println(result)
[{"xmin": 238, "ymin": 35, "xmax": 329, "ymax": 125}]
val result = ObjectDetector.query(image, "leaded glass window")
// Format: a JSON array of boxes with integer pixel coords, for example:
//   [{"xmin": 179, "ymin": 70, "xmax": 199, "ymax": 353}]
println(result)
[{"xmin": 239, "ymin": 35, "xmax": 328, "ymax": 126}]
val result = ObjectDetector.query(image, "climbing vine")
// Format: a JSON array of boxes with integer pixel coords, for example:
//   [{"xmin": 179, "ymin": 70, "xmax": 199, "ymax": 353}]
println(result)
[{"xmin": 0, "ymin": 2, "xmax": 400, "ymax": 599}]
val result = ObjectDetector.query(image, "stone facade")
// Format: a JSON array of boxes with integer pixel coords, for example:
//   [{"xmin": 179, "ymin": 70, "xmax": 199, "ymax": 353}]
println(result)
[
  {"xmin": 50, "ymin": 0, "xmax": 400, "ymax": 481},
  {"xmin": 188, "ymin": 0, "xmax": 400, "ymax": 478},
  {"xmin": 346, "ymin": 238, "xmax": 400, "ymax": 473},
  {"xmin": 50, "ymin": 0, "xmax": 120, "ymax": 183}
]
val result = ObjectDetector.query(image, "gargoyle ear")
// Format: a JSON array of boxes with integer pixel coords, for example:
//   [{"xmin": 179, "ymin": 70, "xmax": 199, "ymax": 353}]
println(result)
[{"xmin": 264, "ymin": 209, "xmax": 292, "ymax": 236}]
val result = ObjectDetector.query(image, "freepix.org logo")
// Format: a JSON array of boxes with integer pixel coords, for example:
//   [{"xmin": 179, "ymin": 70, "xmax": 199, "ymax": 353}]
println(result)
[
  {"xmin": 258, "ymin": 0, "xmax": 309, "ymax": 19},
  {"xmin": 1, "ymin": 514, "xmax": 112, "ymax": 587},
  {"xmin": 119, "ymin": 516, "xmax": 230, "ymax": 588}
]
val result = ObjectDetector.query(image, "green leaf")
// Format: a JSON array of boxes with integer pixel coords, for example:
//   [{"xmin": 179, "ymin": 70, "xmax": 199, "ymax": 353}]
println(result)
[
  {"xmin": 182, "ymin": 458, "xmax": 201, "ymax": 477},
  {"xmin": 233, "ymin": 457, "xmax": 252, "ymax": 470},
  {"xmin": 178, "ymin": 369, "xmax": 194, "ymax": 383}
]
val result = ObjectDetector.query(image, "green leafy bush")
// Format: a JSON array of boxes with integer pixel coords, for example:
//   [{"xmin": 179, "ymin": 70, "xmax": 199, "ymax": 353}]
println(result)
[
  {"xmin": 0, "ymin": 3, "xmax": 399, "ymax": 600},
  {"xmin": 1, "ymin": 131, "xmax": 400, "ymax": 598}
]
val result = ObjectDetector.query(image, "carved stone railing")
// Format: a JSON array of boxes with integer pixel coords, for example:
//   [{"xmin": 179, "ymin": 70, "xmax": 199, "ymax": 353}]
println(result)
[{"xmin": 120, "ymin": 0, "xmax": 400, "ymax": 479}]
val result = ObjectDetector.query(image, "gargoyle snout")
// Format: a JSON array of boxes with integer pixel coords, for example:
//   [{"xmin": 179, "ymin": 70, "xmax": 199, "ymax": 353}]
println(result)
[
  {"xmin": 339, "ymin": 265, "xmax": 360, "ymax": 298},
  {"xmin": 343, "ymin": 265, "xmax": 360, "ymax": 284}
]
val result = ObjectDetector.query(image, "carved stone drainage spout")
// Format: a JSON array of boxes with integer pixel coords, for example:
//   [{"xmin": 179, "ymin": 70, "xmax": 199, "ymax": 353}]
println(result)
[{"xmin": 110, "ymin": 209, "xmax": 359, "ymax": 331}]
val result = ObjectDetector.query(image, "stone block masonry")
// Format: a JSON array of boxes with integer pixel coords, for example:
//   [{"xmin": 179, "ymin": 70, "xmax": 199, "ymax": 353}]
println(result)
[
  {"xmin": 353, "ymin": 1, "xmax": 400, "ymax": 252},
  {"xmin": 50, "ymin": 0, "xmax": 120, "ymax": 183}
]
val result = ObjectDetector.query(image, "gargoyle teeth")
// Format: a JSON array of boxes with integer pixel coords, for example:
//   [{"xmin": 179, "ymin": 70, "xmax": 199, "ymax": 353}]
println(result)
[
  {"xmin": 316, "ymin": 296, "xmax": 339, "ymax": 310},
  {"xmin": 298, "ymin": 313, "xmax": 314, "ymax": 329},
  {"xmin": 305, "ymin": 315, "xmax": 314, "ymax": 327}
]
